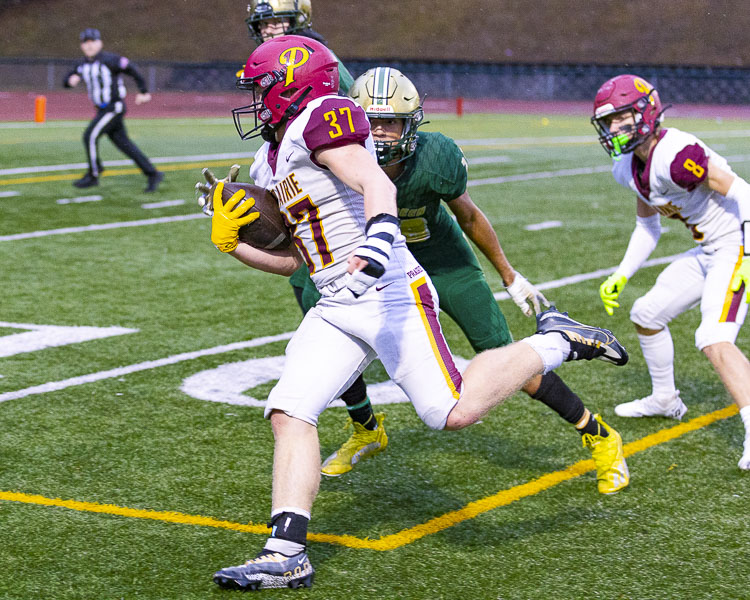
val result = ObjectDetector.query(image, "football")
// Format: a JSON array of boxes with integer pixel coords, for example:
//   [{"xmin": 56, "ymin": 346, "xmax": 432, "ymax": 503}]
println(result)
[{"xmin": 215, "ymin": 182, "xmax": 292, "ymax": 250}]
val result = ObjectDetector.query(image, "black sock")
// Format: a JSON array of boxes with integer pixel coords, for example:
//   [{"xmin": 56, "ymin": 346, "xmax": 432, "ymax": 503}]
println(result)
[
  {"xmin": 530, "ymin": 371, "xmax": 586, "ymax": 424},
  {"xmin": 532, "ymin": 375, "xmax": 607, "ymax": 437},
  {"xmin": 340, "ymin": 374, "xmax": 376, "ymax": 430},
  {"xmin": 264, "ymin": 511, "xmax": 309, "ymax": 556},
  {"xmin": 268, "ymin": 512, "xmax": 308, "ymax": 545}
]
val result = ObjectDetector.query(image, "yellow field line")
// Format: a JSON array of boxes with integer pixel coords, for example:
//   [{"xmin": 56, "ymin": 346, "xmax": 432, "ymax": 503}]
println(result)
[
  {"xmin": 0, "ymin": 160, "xmax": 243, "ymax": 186},
  {"xmin": 0, "ymin": 404, "xmax": 739, "ymax": 550}
]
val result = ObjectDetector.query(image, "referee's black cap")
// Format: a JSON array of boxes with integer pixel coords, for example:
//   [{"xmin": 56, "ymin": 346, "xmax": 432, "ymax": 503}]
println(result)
[{"xmin": 79, "ymin": 28, "xmax": 101, "ymax": 42}]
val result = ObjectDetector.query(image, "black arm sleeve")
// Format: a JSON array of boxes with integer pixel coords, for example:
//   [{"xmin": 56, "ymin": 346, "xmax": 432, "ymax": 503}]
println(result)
[{"xmin": 120, "ymin": 58, "xmax": 148, "ymax": 93}]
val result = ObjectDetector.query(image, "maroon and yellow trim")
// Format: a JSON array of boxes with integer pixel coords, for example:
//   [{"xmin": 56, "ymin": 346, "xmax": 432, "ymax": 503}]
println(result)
[
  {"xmin": 410, "ymin": 276, "xmax": 462, "ymax": 399},
  {"xmin": 720, "ymin": 246, "xmax": 745, "ymax": 323}
]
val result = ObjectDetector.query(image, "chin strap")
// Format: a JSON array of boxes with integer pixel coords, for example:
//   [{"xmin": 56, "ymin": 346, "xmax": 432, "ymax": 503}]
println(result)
[{"xmin": 261, "ymin": 86, "xmax": 313, "ymax": 142}]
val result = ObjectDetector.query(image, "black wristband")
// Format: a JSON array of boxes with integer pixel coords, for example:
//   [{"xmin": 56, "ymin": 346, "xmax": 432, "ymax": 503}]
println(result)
[{"xmin": 365, "ymin": 213, "xmax": 400, "ymax": 233}]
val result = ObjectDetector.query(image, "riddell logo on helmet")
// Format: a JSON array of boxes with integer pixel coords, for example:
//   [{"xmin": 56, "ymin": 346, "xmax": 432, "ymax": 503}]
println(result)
[
  {"xmin": 368, "ymin": 106, "xmax": 395, "ymax": 113},
  {"xmin": 280, "ymin": 47, "xmax": 310, "ymax": 86}
]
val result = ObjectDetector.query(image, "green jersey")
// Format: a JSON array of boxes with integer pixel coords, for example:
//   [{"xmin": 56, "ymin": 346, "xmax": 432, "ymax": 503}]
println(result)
[
  {"xmin": 288, "ymin": 129, "xmax": 512, "ymax": 350},
  {"xmin": 336, "ymin": 59, "xmax": 355, "ymax": 95},
  {"xmin": 395, "ymin": 131, "xmax": 475, "ymax": 275}
]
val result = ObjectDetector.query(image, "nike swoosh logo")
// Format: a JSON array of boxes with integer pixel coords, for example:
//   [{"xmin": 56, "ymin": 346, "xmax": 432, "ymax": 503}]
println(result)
[
  {"xmin": 286, "ymin": 152, "xmax": 293, "ymax": 162},
  {"xmin": 376, "ymin": 282, "xmax": 394, "ymax": 292},
  {"xmin": 297, "ymin": 556, "xmax": 307, "ymax": 565}
]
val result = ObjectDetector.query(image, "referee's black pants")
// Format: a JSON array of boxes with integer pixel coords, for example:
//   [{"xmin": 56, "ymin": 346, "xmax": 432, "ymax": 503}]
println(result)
[{"xmin": 83, "ymin": 104, "xmax": 157, "ymax": 178}]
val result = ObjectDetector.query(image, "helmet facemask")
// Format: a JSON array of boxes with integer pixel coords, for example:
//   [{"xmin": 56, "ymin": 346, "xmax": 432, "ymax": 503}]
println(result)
[
  {"xmin": 233, "ymin": 70, "xmax": 313, "ymax": 142},
  {"xmin": 234, "ymin": 35, "xmax": 339, "ymax": 143},
  {"xmin": 591, "ymin": 75, "xmax": 665, "ymax": 160},
  {"xmin": 349, "ymin": 67, "xmax": 425, "ymax": 167},
  {"xmin": 372, "ymin": 111, "xmax": 424, "ymax": 166},
  {"xmin": 591, "ymin": 107, "xmax": 649, "ymax": 159}
]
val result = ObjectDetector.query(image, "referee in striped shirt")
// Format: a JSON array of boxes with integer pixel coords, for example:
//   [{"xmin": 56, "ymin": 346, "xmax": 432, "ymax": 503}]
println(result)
[{"xmin": 64, "ymin": 28, "xmax": 163, "ymax": 192}]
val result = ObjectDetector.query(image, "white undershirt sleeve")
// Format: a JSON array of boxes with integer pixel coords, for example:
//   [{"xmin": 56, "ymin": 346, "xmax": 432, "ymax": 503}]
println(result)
[
  {"xmin": 725, "ymin": 176, "xmax": 750, "ymax": 253},
  {"xmin": 617, "ymin": 213, "xmax": 662, "ymax": 279}
]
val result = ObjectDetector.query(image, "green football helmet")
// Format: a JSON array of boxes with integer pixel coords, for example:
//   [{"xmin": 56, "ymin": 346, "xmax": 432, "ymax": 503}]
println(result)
[
  {"xmin": 349, "ymin": 67, "xmax": 424, "ymax": 166},
  {"xmin": 246, "ymin": 0, "xmax": 312, "ymax": 44}
]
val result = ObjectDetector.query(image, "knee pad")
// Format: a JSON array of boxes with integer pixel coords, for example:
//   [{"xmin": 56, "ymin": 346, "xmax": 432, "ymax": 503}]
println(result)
[{"xmin": 630, "ymin": 296, "xmax": 667, "ymax": 330}]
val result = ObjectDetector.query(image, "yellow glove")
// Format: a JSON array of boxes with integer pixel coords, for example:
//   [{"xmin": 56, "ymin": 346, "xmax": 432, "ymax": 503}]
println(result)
[
  {"xmin": 730, "ymin": 256, "xmax": 750, "ymax": 303},
  {"xmin": 210, "ymin": 181, "xmax": 259, "ymax": 253},
  {"xmin": 195, "ymin": 164, "xmax": 241, "ymax": 216},
  {"xmin": 599, "ymin": 272, "xmax": 628, "ymax": 316}
]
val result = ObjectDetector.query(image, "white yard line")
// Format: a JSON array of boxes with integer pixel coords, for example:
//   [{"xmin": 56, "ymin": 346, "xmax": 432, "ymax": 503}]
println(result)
[
  {"xmin": 0, "ymin": 214, "xmax": 204, "ymax": 242},
  {"xmin": 57, "ymin": 195, "xmax": 102, "ymax": 205},
  {"xmin": 468, "ymin": 165, "xmax": 612, "ymax": 187},
  {"xmin": 455, "ymin": 130, "xmax": 750, "ymax": 147},
  {"xmin": 8, "ymin": 154, "xmax": 749, "ymax": 243},
  {"xmin": 492, "ymin": 254, "xmax": 679, "ymax": 301},
  {"xmin": 0, "ymin": 153, "xmax": 256, "ymax": 176},
  {"xmin": 0, "ymin": 255, "xmax": 681, "ymax": 404},
  {"xmin": 468, "ymin": 154, "xmax": 750, "ymax": 188},
  {"xmin": 525, "ymin": 221, "xmax": 562, "ymax": 231},
  {"xmin": 0, "ymin": 332, "xmax": 294, "ymax": 404},
  {"xmin": 141, "ymin": 199, "xmax": 186, "ymax": 210},
  {"xmin": 0, "ymin": 118, "xmax": 229, "ymax": 130}
]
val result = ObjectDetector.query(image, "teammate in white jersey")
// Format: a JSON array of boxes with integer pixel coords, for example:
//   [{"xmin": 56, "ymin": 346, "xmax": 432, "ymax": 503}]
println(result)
[
  {"xmin": 208, "ymin": 36, "xmax": 629, "ymax": 592},
  {"xmin": 592, "ymin": 74, "xmax": 750, "ymax": 470}
]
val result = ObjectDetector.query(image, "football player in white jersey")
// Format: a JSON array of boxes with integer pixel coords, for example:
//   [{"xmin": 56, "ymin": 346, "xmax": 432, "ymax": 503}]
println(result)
[
  {"xmin": 208, "ymin": 36, "xmax": 629, "ymax": 591},
  {"xmin": 592, "ymin": 74, "xmax": 750, "ymax": 470}
]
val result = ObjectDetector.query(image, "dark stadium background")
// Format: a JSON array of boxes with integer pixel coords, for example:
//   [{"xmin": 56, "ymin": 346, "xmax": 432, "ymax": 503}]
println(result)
[
  {"xmin": 1, "ymin": 0, "xmax": 748, "ymax": 66},
  {"xmin": 2, "ymin": 0, "xmax": 750, "ymax": 108}
]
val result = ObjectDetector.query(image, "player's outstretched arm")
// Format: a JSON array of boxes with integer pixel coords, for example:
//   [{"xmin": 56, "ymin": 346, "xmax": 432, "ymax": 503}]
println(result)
[
  {"xmin": 598, "ymin": 197, "xmax": 660, "ymax": 314},
  {"xmin": 447, "ymin": 191, "xmax": 548, "ymax": 316}
]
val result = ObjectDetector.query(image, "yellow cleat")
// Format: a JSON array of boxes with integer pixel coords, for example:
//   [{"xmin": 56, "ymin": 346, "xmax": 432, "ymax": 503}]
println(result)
[
  {"xmin": 582, "ymin": 414, "xmax": 630, "ymax": 494},
  {"xmin": 321, "ymin": 413, "xmax": 388, "ymax": 476}
]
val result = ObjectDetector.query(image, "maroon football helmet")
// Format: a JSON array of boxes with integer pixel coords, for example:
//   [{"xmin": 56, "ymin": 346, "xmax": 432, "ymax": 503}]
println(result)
[
  {"xmin": 591, "ymin": 74, "xmax": 665, "ymax": 157},
  {"xmin": 233, "ymin": 35, "xmax": 339, "ymax": 142}
]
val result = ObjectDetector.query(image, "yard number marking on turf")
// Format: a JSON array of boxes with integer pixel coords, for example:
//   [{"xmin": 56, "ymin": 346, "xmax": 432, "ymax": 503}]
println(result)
[
  {"xmin": 0, "ymin": 321, "xmax": 137, "ymax": 359},
  {"xmin": 0, "ymin": 404, "xmax": 739, "ymax": 550}
]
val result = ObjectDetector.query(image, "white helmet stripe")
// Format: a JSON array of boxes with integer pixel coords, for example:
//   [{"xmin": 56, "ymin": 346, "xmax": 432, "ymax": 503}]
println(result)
[{"xmin": 372, "ymin": 66, "xmax": 391, "ymax": 106}]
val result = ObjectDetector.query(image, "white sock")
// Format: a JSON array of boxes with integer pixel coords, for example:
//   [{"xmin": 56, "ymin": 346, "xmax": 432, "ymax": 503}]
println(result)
[
  {"xmin": 740, "ymin": 405, "xmax": 750, "ymax": 437},
  {"xmin": 270, "ymin": 507, "xmax": 311, "ymax": 520},
  {"xmin": 264, "ymin": 537, "xmax": 305, "ymax": 556},
  {"xmin": 522, "ymin": 333, "xmax": 569, "ymax": 374},
  {"xmin": 638, "ymin": 327, "xmax": 676, "ymax": 399}
]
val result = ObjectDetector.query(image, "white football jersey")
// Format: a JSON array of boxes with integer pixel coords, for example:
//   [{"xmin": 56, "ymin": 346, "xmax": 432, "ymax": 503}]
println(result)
[
  {"xmin": 250, "ymin": 94, "xmax": 405, "ymax": 288},
  {"xmin": 612, "ymin": 128, "xmax": 741, "ymax": 248}
]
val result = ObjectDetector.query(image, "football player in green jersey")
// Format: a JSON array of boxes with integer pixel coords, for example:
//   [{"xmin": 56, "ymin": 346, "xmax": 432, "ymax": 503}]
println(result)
[
  {"xmin": 308, "ymin": 68, "xmax": 629, "ymax": 494},
  {"xmin": 243, "ymin": 0, "xmax": 354, "ymax": 93}
]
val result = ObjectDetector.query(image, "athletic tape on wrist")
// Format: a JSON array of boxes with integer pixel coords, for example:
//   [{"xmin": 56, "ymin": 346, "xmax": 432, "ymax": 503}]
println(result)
[{"xmin": 355, "ymin": 213, "xmax": 399, "ymax": 266}]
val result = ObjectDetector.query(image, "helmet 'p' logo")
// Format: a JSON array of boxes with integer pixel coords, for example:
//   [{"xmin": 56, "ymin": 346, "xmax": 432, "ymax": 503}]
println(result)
[
  {"xmin": 279, "ymin": 46, "xmax": 310, "ymax": 86},
  {"xmin": 633, "ymin": 77, "xmax": 650, "ymax": 93}
]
